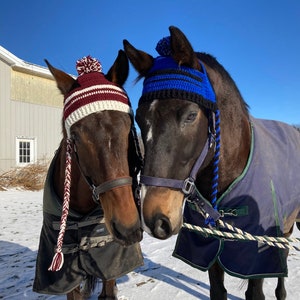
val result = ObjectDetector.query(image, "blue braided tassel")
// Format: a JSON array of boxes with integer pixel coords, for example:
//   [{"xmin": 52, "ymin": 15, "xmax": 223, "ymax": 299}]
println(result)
[{"xmin": 205, "ymin": 110, "xmax": 221, "ymax": 227}]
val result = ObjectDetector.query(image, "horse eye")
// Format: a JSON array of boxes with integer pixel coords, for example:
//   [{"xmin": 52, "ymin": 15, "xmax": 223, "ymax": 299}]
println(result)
[
  {"xmin": 185, "ymin": 112, "xmax": 198, "ymax": 123},
  {"xmin": 70, "ymin": 131, "xmax": 80, "ymax": 142}
]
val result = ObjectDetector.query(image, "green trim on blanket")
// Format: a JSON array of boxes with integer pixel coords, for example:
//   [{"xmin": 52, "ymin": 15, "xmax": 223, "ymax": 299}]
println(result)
[{"xmin": 216, "ymin": 122, "xmax": 255, "ymax": 206}]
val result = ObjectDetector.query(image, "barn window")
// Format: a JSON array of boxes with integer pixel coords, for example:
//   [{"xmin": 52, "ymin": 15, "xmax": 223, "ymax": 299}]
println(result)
[{"xmin": 16, "ymin": 137, "xmax": 37, "ymax": 165}]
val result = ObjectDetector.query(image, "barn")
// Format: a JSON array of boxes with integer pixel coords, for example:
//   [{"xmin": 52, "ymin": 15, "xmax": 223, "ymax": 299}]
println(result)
[{"xmin": 0, "ymin": 45, "xmax": 64, "ymax": 174}]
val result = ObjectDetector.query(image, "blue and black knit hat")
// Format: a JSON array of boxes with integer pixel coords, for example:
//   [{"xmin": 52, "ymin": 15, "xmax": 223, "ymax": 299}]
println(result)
[{"xmin": 139, "ymin": 36, "xmax": 217, "ymax": 111}]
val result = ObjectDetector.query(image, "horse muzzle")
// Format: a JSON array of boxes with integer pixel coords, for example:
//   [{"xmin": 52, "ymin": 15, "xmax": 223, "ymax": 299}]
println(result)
[
  {"xmin": 111, "ymin": 219, "xmax": 143, "ymax": 246},
  {"xmin": 141, "ymin": 186, "xmax": 184, "ymax": 239}
]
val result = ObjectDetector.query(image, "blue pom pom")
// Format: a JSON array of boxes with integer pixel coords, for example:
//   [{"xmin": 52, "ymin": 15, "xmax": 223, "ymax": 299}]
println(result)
[{"xmin": 155, "ymin": 36, "xmax": 172, "ymax": 56}]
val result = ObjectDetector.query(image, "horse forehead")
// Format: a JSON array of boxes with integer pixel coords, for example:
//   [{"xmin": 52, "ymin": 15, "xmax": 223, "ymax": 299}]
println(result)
[
  {"xmin": 142, "ymin": 99, "xmax": 179, "ymax": 140},
  {"xmin": 142, "ymin": 100, "xmax": 158, "ymax": 143},
  {"xmin": 145, "ymin": 100, "xmax": 159, "ymax": 122},
  {"xmin": 74, "ymin": 111, "xmax": 131, "ymax": 142}
]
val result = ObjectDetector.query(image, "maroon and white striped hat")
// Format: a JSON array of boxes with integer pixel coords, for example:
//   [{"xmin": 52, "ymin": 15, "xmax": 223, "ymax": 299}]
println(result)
[{"xmin": 63, "ymin": 55, "xmax": 132, "ymax": 136}]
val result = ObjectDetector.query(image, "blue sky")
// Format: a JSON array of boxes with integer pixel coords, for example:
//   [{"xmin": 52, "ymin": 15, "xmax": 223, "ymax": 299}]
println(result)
[{"xmin": 1, "ymin": 0, "xmax": 300, "ymax": 125}]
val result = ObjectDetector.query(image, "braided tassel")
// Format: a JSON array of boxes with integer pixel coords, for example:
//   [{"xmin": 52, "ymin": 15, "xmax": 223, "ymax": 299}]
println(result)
[
  {"xmin": 206, "ymin": 110, "xmax": 221, "ymax": 227},
  {"xmin": 48, "ymin": 138, "xmax": 72, "ymax": 271}
]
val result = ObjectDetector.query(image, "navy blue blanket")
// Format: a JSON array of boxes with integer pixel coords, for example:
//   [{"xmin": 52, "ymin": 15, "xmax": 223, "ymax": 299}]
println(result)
[{"xmin": 173, "ymin": 118, "xmax": 300, "ymax": 279}]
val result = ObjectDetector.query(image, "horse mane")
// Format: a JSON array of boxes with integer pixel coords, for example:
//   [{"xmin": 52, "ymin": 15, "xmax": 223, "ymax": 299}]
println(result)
[{"xmin": 197, "ymin": 52, "xmax": 250, "ymax": 116}]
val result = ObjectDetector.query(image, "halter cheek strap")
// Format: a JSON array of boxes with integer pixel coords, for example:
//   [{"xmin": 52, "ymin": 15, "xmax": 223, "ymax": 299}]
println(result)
[{"xmin": 140, "ymin": 137, "xmax": 210, "ymax": 194}]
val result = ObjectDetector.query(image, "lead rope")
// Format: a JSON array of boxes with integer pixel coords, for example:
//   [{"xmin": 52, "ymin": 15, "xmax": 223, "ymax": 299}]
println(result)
[
  {"xmin": 182, "ymin": 220, "xmax": 300, "ymax": 251},
  {"xmin": 48, "ymin": 138, "xmax": 72, "ymax": 271}
]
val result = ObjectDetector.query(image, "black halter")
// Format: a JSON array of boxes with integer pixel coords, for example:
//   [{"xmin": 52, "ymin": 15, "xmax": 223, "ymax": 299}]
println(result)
[{"xmin": 73, "ymin": 124, "xmax": 143, "ymax": 204}]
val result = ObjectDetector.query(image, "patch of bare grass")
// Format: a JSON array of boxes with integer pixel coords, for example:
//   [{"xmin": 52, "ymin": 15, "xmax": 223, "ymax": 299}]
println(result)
[{"xmin": 0, "ymin": 161, "xmax": 48, "ymax": 191}]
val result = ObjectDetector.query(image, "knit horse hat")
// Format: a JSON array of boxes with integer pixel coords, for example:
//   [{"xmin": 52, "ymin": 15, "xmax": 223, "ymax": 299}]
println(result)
[
  {"xmin": 64, "ymin": 55, "xmax": 132, "ymax": 136},
  {"xmin": 48, "ymin": 56, "xmax": 132, "ymax": 271},
  {"xmin": 140, "ymin": 37, "xmax": 221, "ymax": 226},
  {"xmin": 139, "ymin": 36, "xmax": 217, "ymax": 111}
]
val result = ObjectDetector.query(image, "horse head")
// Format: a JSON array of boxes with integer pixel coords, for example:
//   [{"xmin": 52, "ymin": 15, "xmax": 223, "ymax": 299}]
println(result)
[
  {"xmin": 124, "ymin": 26, "xmax": 250, "ymax": 239},
  {"xmin": 46, "ymin": 51, "xmax": 143, "ymax": 246}
]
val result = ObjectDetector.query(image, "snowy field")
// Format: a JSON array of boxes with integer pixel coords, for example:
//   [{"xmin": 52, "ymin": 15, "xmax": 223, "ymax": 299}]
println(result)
[{"xmin": 1, "ymin": 190, "xmax": 300, "ymax": 299}]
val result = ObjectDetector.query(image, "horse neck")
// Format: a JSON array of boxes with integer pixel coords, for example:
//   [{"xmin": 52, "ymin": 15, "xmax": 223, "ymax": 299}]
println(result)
[
  {"xmin": 218, "ymin": 107, "xmax": 251, "ymax": 190},
  {"xmin": 197, "ymin": 100, "xmax": 251, "ymax": 200},
  {"xmin": 53, "ymin": 139, "xmax": 97, "ymax": 215}
]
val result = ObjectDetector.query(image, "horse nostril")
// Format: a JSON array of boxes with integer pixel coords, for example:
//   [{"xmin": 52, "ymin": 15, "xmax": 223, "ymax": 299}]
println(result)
[{"xmin": 153, "ymin": 216, "xmax": 172, "ymax": 240}]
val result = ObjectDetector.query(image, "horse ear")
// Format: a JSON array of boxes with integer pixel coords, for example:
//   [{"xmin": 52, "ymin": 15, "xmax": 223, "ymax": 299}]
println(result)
[
  {"xmin": 45, "ymin": 59, "xmax": 76, "ymax": 96},
  {"xmin": 123, "ymin": 39, "xmax": 154, "ymax": 76},
  {"xmin": 106, "ymin": 50, "xmax": 129, "ymax": 86},
  {"xmin": 169, "ymin": 26, "xmax": 200, "ymax": 70}
]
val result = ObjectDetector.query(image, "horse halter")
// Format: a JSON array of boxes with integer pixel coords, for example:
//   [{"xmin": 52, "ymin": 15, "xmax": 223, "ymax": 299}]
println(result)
[
  {"xmin": 73, "ymin": 124, "xmax": 142, "ymax": 204},
  {"xmin": 139, "ymin": 111, "xmax": 221, "ymax": 223}
]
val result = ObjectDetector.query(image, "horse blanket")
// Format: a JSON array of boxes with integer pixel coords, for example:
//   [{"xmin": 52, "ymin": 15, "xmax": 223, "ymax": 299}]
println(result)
[
  {"xmin": 33, "ymin": 153, "xmax": 143, "ymax": 295},
  {"xmin": 174, "ymin": 117, "xmax": 300, "ymax": 279}
]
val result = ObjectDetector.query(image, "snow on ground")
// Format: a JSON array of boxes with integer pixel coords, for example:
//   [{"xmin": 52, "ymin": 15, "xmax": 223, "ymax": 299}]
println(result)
[{"xmin": 1, "ymin": 190, "xmax": 300, "ymax": 299}]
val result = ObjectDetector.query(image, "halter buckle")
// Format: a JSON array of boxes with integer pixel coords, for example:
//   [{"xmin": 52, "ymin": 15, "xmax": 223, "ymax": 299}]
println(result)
[
  {"xmin": 92, "ymin": 185, "xmax": 100, "ymax": 204},
  {"xmin": 182, "ymin": 177, "xmax": 195, "ymax": 195}
]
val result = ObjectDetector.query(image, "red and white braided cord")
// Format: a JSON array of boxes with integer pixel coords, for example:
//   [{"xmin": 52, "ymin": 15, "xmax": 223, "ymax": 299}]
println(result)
[{"xmin": 48, "ymin": 138, "xmax": 72, "ymax": 271}]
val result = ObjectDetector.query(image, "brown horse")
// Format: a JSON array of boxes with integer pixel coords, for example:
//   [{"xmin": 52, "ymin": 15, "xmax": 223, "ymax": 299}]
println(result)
[
  {"xmin": 124, "ymin": 26, "xmax": 300, "ymax": 299},
  {"xmin": 33, "ymin": 52, "xmax": 143, "ymax": 299}
]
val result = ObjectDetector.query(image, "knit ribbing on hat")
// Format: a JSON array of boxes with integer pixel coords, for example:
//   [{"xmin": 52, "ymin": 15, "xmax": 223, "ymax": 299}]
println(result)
[
  {"xmin": 63, "ymin": 72, "xmax": 132, "ymax": 137},
  {"xmin": 64, "ymin": 84, "xmax": 132, "ymax": 136},
  {"xmin": 139, "ymin": 56, "xmax": 217, "ymax": 111}
]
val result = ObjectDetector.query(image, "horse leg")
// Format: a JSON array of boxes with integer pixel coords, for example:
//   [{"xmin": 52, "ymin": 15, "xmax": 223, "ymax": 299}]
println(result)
[
  {"xmin": 98, "ymin": 279, "xmax": 118, "ymax": 300},
  {"xmin": 245, "ymin": 279, "xmax": 265, "ymax": 300},
  {"xmin": 67, "ymin": 286, "xmax": 83, "ymax": 300},
  {"xmin": 275, "ymin": 277, "xmax": 286, "ymax": 299},
  {"xmin": 208, "ymin": 262, "xmax": 227, "ymax": 300}
]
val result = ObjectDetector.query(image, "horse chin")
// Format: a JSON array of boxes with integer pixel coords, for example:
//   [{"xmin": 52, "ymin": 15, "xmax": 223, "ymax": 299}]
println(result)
[{"xmin": 109, "ymin": 221, "xmax": 143, "ymax": 246}]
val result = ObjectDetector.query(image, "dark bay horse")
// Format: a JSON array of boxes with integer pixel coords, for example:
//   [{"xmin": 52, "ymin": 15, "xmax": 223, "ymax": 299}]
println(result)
[
  {"xmin": 33, "ymin": 52, "xmax": 143, "ymax": 299},
  {"xmin": 124, "ymin": 26, "xmax": 300, "ymax": 299}
]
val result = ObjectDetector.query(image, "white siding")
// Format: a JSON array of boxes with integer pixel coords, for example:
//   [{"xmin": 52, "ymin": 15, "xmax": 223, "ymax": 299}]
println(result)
[{"xmin": 0, "ymin": 53, "xmax": 64, "ymax": 173}]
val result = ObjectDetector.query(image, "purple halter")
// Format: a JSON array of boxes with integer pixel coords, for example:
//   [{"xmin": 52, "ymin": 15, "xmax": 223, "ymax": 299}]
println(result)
[
  {"xmin": 140, "ymin": 138, "xmax": 210, "ymax": 194},
  {"xmin": 139, "ymin": 117, "xmax": 221, "ymax": 223}
]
